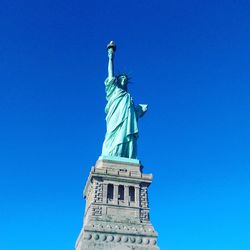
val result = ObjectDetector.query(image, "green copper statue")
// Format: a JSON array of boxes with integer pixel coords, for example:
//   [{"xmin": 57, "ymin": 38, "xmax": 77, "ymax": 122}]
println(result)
[{"xmin": 101, "ymin": 41, "xmax": 148, "ymax": 159}]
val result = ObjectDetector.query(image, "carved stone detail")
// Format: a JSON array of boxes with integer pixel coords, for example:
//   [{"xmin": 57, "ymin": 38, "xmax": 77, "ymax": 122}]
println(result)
[
  {"xmin": 140, "ymin": 185, "xmax": 149, "ymax": 208},
  {"xmin": 76, "ymin": 231, "xmax": 159, "ymax": 250},
  {"xmin": 92, "ymin": 205, "xmax": 102, "ymax": 216},
  {"xmin": 140, "ymin": 209, "xmax": 150, "ymax": 222},
  {"xmin": 93, "ymin": 180, "xmax": 103, "ymax": 203}
]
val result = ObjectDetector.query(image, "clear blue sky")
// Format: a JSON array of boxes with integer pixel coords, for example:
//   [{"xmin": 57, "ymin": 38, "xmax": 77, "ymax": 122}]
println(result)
[{"xmin": 0, "ymin": 0, "xmax": 249, "ymax": 249}]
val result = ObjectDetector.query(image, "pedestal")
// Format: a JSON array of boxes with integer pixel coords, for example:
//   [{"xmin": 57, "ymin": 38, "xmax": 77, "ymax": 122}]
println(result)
[{"xmin": 75, "ymin": 157, "xmax": 159, "ymax": 250}]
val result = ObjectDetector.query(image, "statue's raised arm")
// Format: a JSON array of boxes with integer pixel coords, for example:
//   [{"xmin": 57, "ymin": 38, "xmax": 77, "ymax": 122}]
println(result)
[
  {"xmin": 101, "ymin": 41, "xmax": 148, "ymax": 159},
  {"xmin": 107, "ymin": 41, "xmax": 116, "ymax": 80}
]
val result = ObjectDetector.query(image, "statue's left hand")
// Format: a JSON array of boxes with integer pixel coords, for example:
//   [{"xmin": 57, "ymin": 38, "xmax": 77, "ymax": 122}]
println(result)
[
  {"xmin": 141, "ymin": 104, "xmax": 148, "ymax": 113},
  {"xmin": 136, "ymin": 104, "xmax": 148, "ymax": 119}
]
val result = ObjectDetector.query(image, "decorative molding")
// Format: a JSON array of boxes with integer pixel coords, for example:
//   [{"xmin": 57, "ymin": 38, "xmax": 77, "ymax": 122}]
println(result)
[
  {"xmin": 140, "ymin": 185, "xmax": 149, "ymax": 208},
  {"xmin": 92, "ymin": 205, "xmax": 102, "ymax": 216},
  {"xmin": 83, "ymin": 232, "xmax": 157, "ymax": 246},
  {"xmin": 94, "ymin": 181, "xmax": 103, "ymax": 203},
  {"xmin": 140, "ymin": 209, "xmax": 150, "ymax": 222}
]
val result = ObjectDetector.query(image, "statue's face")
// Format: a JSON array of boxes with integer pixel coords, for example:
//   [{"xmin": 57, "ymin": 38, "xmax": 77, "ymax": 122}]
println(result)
[{"xmin": 118, "ymin": 75, "xmax": 128, "ymax": 89}]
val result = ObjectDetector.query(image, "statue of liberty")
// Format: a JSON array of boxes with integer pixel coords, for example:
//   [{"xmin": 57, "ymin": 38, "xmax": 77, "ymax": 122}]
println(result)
[{"xmin": 101, "ymin": 41, "xmax": 148, "ymax": 159}]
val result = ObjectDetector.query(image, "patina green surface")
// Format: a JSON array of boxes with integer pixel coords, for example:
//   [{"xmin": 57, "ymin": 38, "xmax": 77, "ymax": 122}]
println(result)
[{"xmin": 101, "ymin": 41, "xmax": 147, "ymax": 159}]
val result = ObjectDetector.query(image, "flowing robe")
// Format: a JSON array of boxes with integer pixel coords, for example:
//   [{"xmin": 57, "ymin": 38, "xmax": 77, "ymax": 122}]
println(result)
[{"xmin": 101, "ymin": 77, "xmax": 138, "ymax": 158}]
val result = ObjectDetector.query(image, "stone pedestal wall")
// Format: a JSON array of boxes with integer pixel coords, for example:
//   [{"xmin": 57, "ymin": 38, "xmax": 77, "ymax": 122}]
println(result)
[{"xmin": 76, "ymin": 157, "xmax": 159, "ymax": 250}]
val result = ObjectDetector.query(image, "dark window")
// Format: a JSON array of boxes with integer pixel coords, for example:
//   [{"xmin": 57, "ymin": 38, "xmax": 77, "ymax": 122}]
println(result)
[
  {"xmin": 129, "ymin": 186, "xmax": 135, "ymax": 202},
  {"xmin": 118, "ymin": 185, "xmax": 124, "ymax": 200},
  {"xmin": 107, "ymin": 184, "xmax": 114, "ymax": 200}
]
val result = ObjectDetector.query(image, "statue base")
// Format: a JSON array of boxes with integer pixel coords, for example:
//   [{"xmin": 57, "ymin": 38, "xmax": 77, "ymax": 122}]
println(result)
[{"xmin": 75, "ymin": 157, "xmax": 160, "ymax": 250}]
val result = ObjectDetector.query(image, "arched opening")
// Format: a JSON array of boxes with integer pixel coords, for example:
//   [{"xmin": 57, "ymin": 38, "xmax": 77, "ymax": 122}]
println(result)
[
  {"xmin": 107, "ymin": 184, "xmax": 114, "ymax": 200},
  {"xmin": 129, "ymin": 186, "xmax": 135, "ymax": 202},
  {"xmin": 118, "ymin": 185, "xmax": 124, "ymax": 200}
]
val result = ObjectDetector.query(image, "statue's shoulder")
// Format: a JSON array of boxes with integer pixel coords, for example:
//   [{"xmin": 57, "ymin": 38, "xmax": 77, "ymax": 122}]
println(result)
[{"xmin": 104, "ymin": 77, "xmax": 116, "ymax": 86}]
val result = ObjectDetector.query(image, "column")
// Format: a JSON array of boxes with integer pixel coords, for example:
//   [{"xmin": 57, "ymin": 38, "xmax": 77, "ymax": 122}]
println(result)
[
  {"xmin": 103, "ymin": 183, "xmax": 108, "ymax": 203},
  {"xmin": 114, "ymin": 184, "xmax": 118, "ymax": 205},
  {"xmin": 135, "ymin": 186, "xmax": 140, "ymax": 207},
  {"xmin": 124, "ymin": 185, "xmax": 129, "ymax": 206}
]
